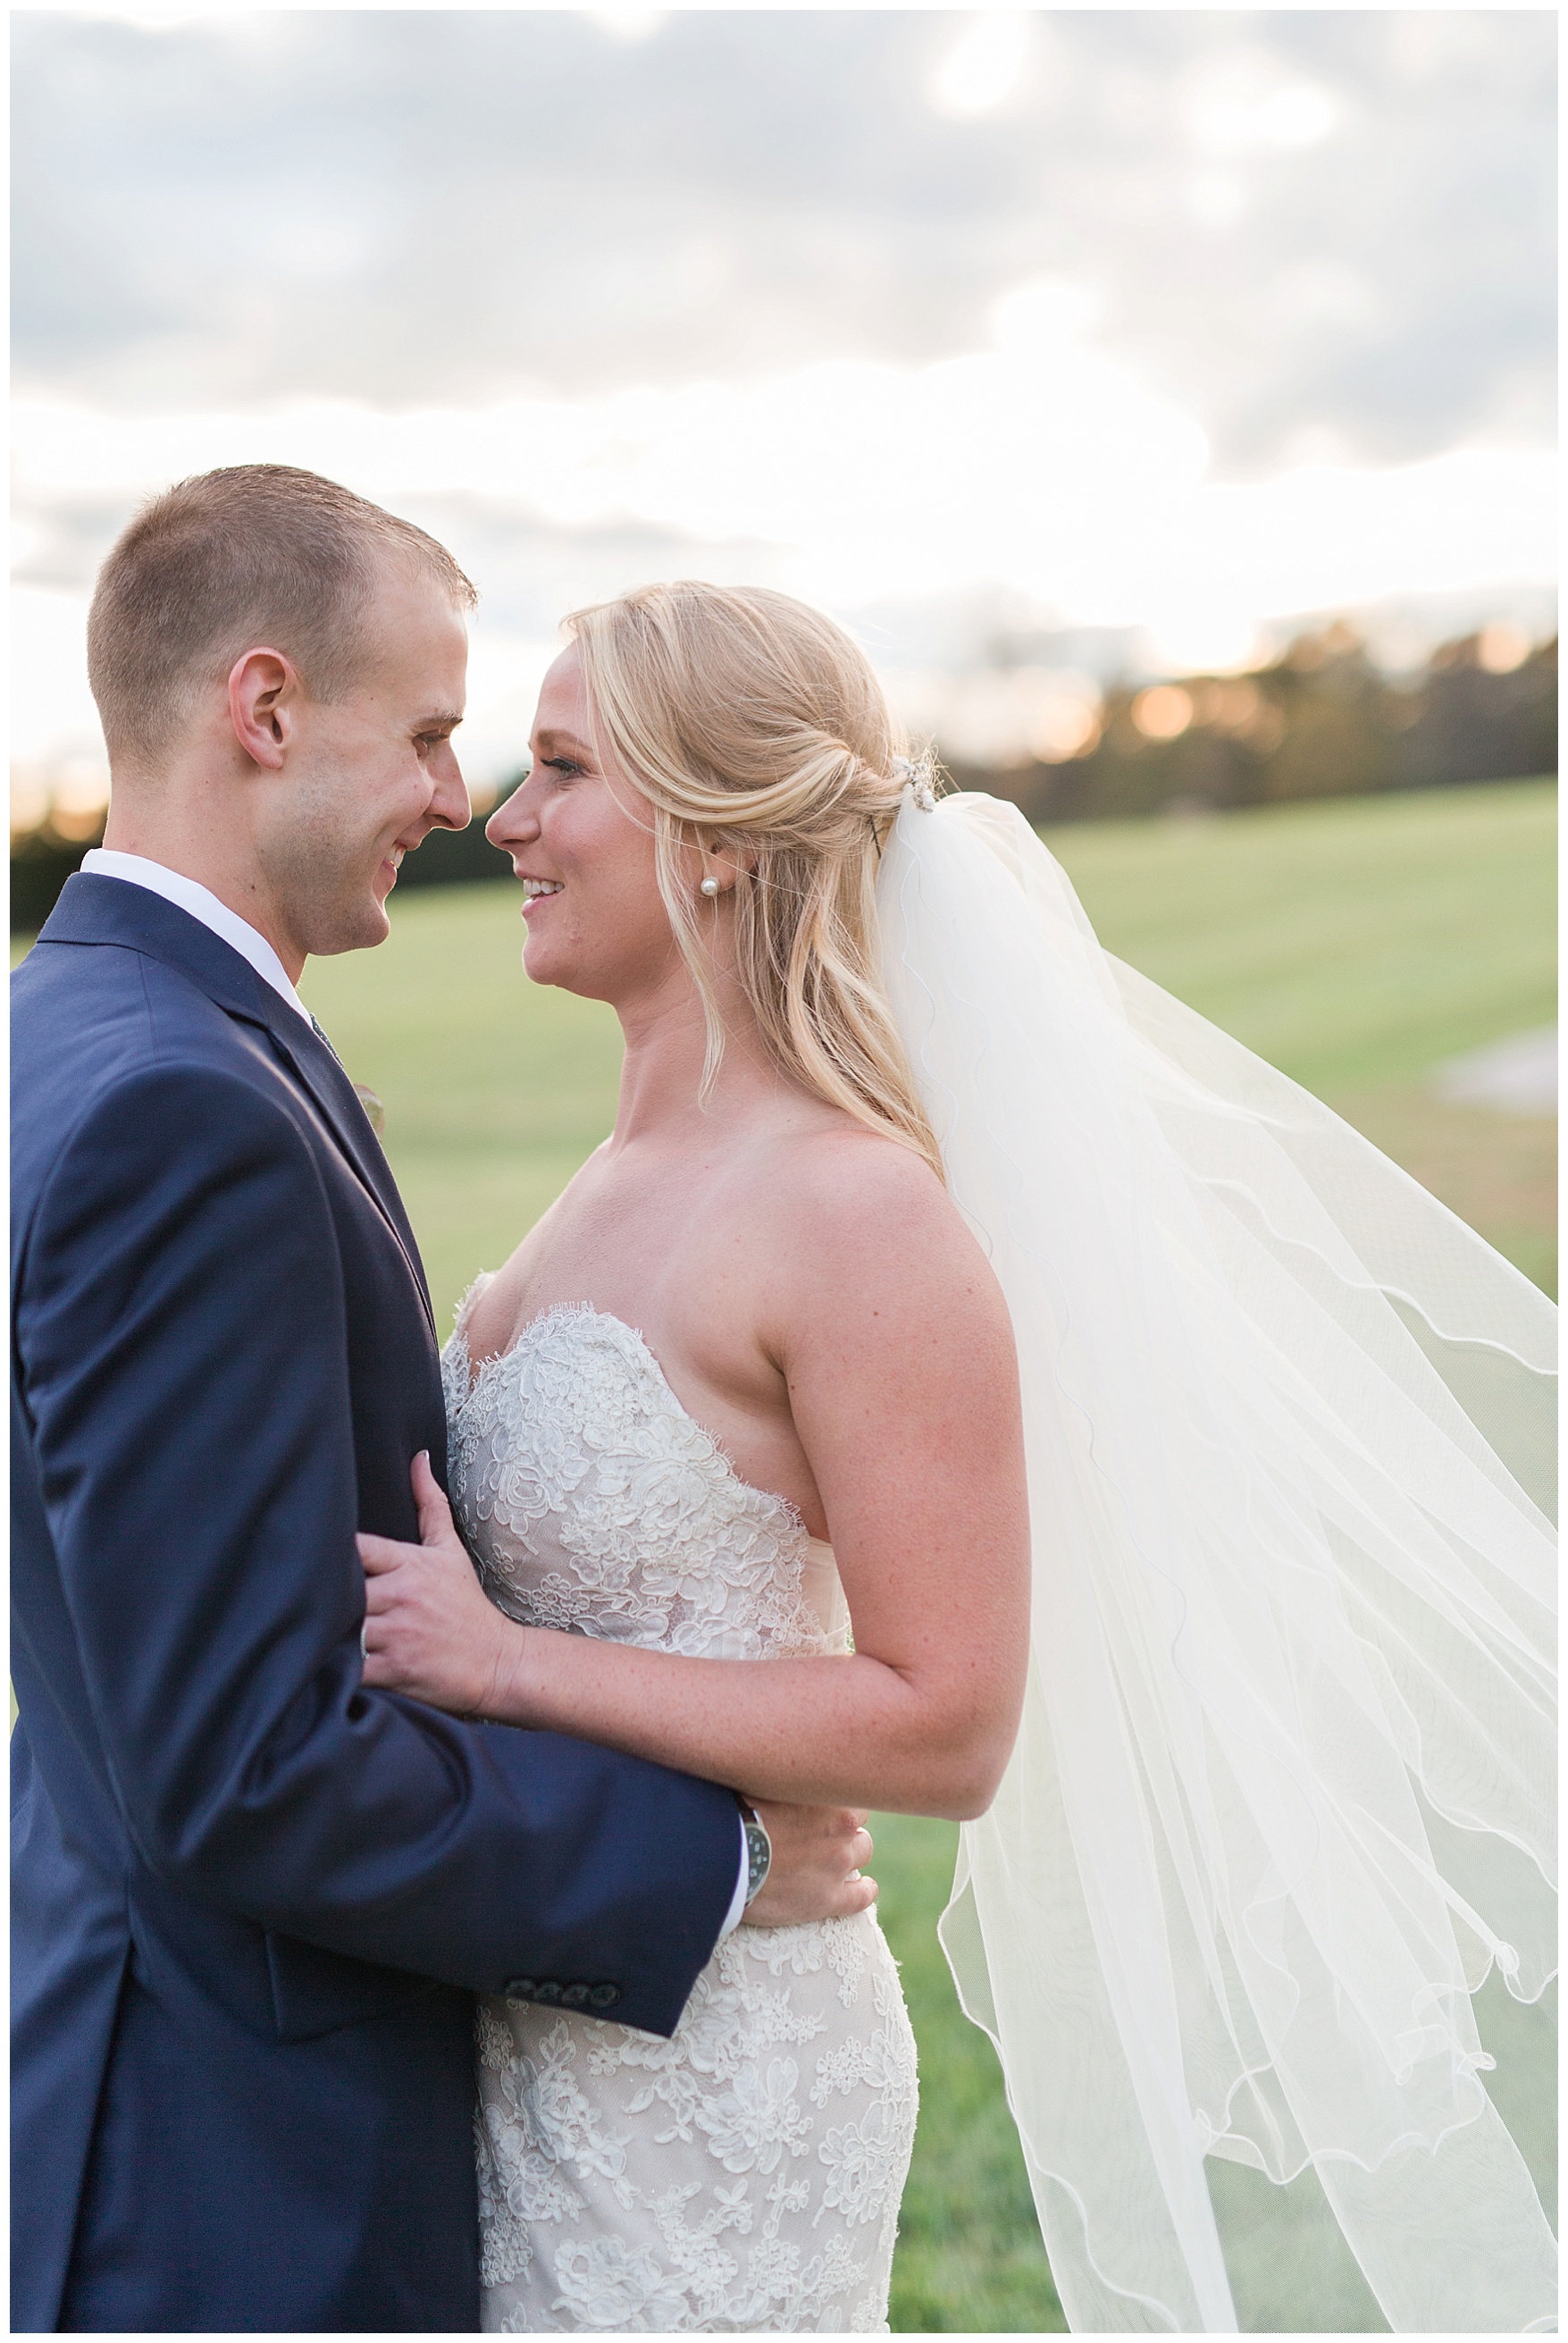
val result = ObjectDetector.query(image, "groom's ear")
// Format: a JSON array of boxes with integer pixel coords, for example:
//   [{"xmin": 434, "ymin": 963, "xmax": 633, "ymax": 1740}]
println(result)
[{"xmin": 228, "ymin": 645, "xmax": 301, "ymax": 772}]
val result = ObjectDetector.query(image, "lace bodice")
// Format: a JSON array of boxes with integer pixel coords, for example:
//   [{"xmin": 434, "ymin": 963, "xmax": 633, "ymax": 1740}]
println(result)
[
  {"xmin": 443, "ymin": 1284, "xmax": 851, "ymax": 1665},
  {"xmin": 441, "ymin": 1285, "xmax": 916, "ymax": 2333}
]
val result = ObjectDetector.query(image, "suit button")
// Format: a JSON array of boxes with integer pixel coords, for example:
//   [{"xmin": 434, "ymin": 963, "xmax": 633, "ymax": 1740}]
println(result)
[
  {"xmin": 588, "ymin": 1983, "xmax": 621, "ymax": 2010},
  {"xmin": 504, "ymin": 1978, "xmax": 535, "ymax": 2000},
  {"xmin": 560, "ymin": 1983, "xmax": 591, "ymax": 2009},
  {"xmin": 532, "ymin": 1980, "xmax": 563, "ymax": 2004}
]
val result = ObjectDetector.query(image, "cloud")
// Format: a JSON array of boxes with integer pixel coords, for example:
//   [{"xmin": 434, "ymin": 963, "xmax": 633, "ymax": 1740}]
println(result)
[
  {"xmin": 9, "ymin": 6, "xmax": 1554, "ymax": 812},
  {"xmin": 927, "ymin": 13, "xmax": 1036, "ymax": 120},
  {"xmin": 1176, "ymin": 46, "xmax": 1344, "ymax": 161},
  {"xmin": 12, "ymin": 10, "xmax": 1555, "ymax": 473},
  {"xmin": 12, "ymin": 342, "xmax": 1554, "ymax": 798}
]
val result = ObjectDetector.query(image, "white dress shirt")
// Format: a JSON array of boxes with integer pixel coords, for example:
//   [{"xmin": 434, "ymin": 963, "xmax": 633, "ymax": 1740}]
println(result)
[{"xmin": 80, "ymin": 847, "xmax": 755, "ymax": 1940}]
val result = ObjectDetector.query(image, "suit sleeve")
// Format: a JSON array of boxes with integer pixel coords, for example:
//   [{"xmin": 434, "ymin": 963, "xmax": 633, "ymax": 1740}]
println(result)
[{"xmin": 15, "ymin": 1062, "xmax": 739, "ymax": 2034}]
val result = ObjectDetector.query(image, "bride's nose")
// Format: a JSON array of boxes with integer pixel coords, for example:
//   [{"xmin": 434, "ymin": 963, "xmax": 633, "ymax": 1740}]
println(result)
[{"xmin": 486, "ymin": 771, "xmax": 540, "ymax": 849}]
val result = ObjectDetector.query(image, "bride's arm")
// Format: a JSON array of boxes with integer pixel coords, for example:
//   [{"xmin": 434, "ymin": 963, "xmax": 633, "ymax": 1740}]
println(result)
[{"xmin": 362, "ymin": 1146, "xmax": 1031, "ymax": 1820}]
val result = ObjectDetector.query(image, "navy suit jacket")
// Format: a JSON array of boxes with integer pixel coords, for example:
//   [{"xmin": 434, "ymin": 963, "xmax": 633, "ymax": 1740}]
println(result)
[{"xmin": 11, "ymin": 875, "xmax": 739, "ymax": 2333}]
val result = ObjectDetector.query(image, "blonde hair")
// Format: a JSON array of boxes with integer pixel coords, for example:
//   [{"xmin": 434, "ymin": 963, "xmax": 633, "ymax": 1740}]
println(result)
[{"xmin": 563, "ymin": 581, "xmax": 945, "ymax": 1183}]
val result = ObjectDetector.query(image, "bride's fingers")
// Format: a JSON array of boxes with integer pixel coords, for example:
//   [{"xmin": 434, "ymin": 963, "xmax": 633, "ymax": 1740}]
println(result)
[
  {"xmin": 410, "ymin": 1449, "xmax": 457, "ymax": 1544},
  {"xmin": 356, "ymin": 1532, "xmax": 408, "ymax": 1576}
]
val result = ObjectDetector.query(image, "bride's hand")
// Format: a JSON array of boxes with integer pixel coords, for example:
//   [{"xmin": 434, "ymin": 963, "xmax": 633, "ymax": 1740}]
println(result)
[{"xmin": 358, "ymin": 1452, "xmax": 525, "ymax": 1718}]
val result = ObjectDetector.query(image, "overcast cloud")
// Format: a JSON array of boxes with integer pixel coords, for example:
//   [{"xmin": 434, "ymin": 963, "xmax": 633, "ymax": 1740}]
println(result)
[
  {"xmin": 14, "ymin": 9, "xmax": 1555, "ymax": 466},
  {"xmin": 9, "ymin": 8, "xmax": 1557, "ymax": 792}
]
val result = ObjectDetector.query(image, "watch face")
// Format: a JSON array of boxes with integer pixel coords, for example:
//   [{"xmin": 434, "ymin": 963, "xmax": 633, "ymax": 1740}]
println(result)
[{"xmin": 744, "ymin": 1818, "xmax": 771, "ymax": 1902}]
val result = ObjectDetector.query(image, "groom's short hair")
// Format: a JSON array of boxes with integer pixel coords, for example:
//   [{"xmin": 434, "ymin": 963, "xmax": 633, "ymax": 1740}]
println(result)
[{"xmin": 87, "ymin": 464, "xmax": 477, "ymax": 764}]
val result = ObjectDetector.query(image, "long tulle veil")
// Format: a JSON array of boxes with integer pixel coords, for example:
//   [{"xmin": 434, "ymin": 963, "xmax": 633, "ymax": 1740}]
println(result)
[{"xmin": 875, "ymin": 788, "xmax": 1556, "ymax": 2333}]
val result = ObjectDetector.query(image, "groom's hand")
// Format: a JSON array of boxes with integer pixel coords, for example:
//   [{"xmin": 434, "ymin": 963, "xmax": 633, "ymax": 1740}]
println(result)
[{"xmin": 742, "ymin": 1802, "xmax": 878, "ymax": 1926}]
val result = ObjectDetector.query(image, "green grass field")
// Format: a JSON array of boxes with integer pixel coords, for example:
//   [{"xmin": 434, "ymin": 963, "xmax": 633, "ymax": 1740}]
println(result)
[
  {"xmin": 296, "ymin": 779, "xmax": 1556, "ymax": 1331},
  {"xmin": 13, "ymin": 780, "xmax": 1555, "ymax": 2329},
  {"xmin": 1051, "ymin": 780, "xmax": 1557, "ymax": 1297}
]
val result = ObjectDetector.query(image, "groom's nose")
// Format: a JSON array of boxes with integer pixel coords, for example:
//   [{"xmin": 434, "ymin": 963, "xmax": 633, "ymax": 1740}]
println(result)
[{"xmin": 424, "ymin": 744, "xmax": 471, "ymax": 834}]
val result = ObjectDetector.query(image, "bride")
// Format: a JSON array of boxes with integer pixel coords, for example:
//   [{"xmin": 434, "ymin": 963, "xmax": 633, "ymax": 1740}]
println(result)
[
  {"xmin": 361, "ymin": 581, "xmax": 1556, "ymax": 2335},
  {"xmin": 365, "ymin": 582, "xmax": 1032, "ymax": 2332}
]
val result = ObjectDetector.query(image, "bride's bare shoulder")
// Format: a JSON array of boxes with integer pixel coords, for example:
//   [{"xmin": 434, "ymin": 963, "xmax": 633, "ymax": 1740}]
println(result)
[
  {"xmin": 759, "ymin": 1121, "xmax": 1007, "ymax": 1331},
  {"xmin": 770, "ymin": 1119, "xmax": 947, "ymax": 1219}
]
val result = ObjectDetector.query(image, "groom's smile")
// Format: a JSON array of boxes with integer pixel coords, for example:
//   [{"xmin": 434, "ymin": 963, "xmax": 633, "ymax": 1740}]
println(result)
[{"xmin": 256, "ymin": 561, "xmax": 474, "ymax": 967}]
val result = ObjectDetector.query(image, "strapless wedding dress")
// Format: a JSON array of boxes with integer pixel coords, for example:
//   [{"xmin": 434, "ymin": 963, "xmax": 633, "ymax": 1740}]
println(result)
[{"xmin": 443, "ymin": 1285, "xmax": 918, "ymax": 2334}]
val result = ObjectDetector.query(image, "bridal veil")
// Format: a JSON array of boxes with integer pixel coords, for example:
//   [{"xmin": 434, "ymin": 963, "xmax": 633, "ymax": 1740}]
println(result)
[{"xmin": 875, "ymin": 788, "xmax": 1556, "ymax": 2333}]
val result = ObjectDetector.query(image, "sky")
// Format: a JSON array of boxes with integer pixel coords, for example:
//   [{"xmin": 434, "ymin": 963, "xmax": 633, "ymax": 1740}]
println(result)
[{"xmin": 11, "ymin": 4, "xmax": 1558, "ymax": 806}]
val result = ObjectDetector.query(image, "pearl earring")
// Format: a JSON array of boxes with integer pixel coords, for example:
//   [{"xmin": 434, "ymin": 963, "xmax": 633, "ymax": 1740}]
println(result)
[{"xmin": 700, "ymin": 877, "xmax": 721, "ymax": 897}]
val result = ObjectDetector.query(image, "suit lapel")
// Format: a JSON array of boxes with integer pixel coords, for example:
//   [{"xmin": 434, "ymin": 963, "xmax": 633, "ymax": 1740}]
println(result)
[
  {"xmin": 297, "ymin": 1022, "xmax": 428, "ymax": 1271},
  {"xmin": 260, "ymin": 1017, "xmax": 438, "ymax": 1342},
  {"xmin": 39, "ymin": 875, "xmax": 440, "ymax": 1344}
]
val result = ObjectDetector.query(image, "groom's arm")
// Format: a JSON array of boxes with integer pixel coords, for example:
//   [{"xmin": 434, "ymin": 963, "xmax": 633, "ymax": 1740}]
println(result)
[{"xmin": 15, "ymin": 1060, "xmax": 739, "ymax": 2035}]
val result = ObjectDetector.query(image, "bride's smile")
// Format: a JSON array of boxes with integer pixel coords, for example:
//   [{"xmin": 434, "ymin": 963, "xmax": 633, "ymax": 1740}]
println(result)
[{"xmin": 485, "ymin": 645, "xmax": 777, "ymax": 1043}]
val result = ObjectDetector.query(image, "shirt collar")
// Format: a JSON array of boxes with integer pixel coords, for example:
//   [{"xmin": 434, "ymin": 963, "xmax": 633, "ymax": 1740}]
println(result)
[{"xmin": 80, "ymin": 850, "xmax": 314, "ymax": 1026}]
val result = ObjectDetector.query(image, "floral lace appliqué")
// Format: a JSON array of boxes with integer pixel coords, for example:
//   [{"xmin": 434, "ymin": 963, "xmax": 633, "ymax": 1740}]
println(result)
[{"xmin": 446, "ymin": 1293, "xmax": 826, "ymax": 1666}]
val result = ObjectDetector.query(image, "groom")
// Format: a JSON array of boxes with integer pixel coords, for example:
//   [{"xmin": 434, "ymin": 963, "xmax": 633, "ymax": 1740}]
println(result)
[{"xmin": 11, "ymin": 466, "xmax": 876, "ymax": 2333}]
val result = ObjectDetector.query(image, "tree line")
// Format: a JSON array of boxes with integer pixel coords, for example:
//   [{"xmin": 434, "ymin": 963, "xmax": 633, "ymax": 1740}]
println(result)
[
  {"xmin": 10, "ymin": 621, "xmax": 1557, "ymax": 933},
  {"xmin": 942, "ymin": 622, "xmax": 1557, "ymax": 825}
]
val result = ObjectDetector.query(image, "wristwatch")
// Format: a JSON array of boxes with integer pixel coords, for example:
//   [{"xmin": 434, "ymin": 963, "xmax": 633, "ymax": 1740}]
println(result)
[{"xmin": 736, "ymin": 1796, "xmax": 772, "ymax": 1908}]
